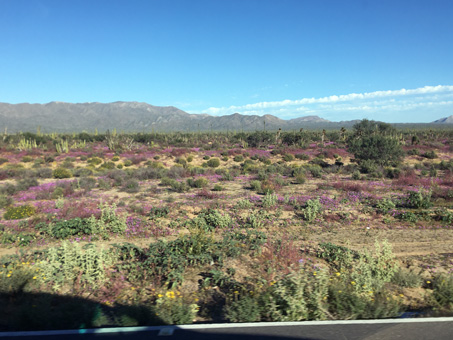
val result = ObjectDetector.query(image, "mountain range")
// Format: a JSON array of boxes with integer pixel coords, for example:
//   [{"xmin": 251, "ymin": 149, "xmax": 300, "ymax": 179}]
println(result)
[{"xmin": 0, "ymin": 101, "xmax": 450, "ymax": 133}]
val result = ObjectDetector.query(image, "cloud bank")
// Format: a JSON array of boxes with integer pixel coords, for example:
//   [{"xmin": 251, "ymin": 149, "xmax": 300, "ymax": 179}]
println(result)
[{"xmin": 203, "ymin": 85, "xmax": 453, "ymax": 122}]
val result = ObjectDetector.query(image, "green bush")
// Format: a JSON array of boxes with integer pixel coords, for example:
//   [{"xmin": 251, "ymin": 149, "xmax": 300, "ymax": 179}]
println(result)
[
  {"xmin": 21, "ymin": 156, "xmax": 33, "ymax": 163},
  {"xmin": 295, "ymin": 153, "xmax": 310, "ymax": 160},
  {"xmin": 212, "ymin": 184, "xmax": 223, "ymax": 191},
  {"xmin": 40, "ymin": 242, "xmax": 115, "ymax": 290},
  {"xmin": 294, "ymin": 172, "xmax": 306, "ymax": 184},
  {"xmin": 267, "ymin": 269, "xmax": 329, "ymax": 321},
  {"xmin": 149, "ymin": 206, "xmax": 169, "ymax": 220},
  {"xmin": 0, "ymin": 195, "xmax": 13, "ymax": 208},
  {"xmin": 352, "ymin": 170, "xmax": 361, "ymax": 180},
  {"xmin": 391, "ymin": 267, "xmax": 423, "ymax": 288},
  {"xmin": 250, "ymin": 180, "xmax": 262, "ymax": 192},
  {"xmin": 78, "ymin": 177, "xmax": 97, "ymax": 191},
  {"xmin": 403, "ymin": 190, "xmax": 432, "ymax": 209},
  {"xmin": 112, "ymin": 156, "xmax": 120, "ymax": 161},
  {"xmin": 233, "ymin": 155, "xmax": 244, "ymax": 162},
  {"xmin": 422, "ymin": 150, "xmax": 437, "ymax": 159},
  {"xmin": 53, "ymin": 168, "xmax": 72, "ymax": 179},
  {"xmin": 153, "ymin": 293, "xmax": 198, "ymax": 324},
  {"xmin": 282, "ymin": 154, "xmax": 294, "ymax": 162},
  {"xmin": 262, "ymin": 192, "xmax": 278, "ymax": 208},
  {"xmin": 327, "ymin": 281, "xmax": 402, "ymax": 319},
  {"xmin": 123, "ymin": 160, "xmax": 133, "ymax": 167},
  {"xmin": 121, "ymin": 179, "xmax": 140, "ymax": 193},
  {"xmin": 4, "ymin": 205, "xmax": 36, "ymax": 220},
  {"xmin": 302, "ymin": 199, "xmax": 322, "ymax": 222},
  {"xmin": 51, "ymin": 218, "xmax": 96, "ymax": 239},
  {"xmin": 175, "ymin": 158, "xmax": 187, "ymax": 167},
  {"xmin": 431, "ymin": 274, "xmax": 453, "ymax": 310},
  {"xmin": 376, "ymin": 198, "xmax": 396, "ymax": 214},
  {"xmin": 224, "ymin": 295, "xmax": 261, "ymax": 322},
  {"xmin": 87, "ymin": 157, "xmax": 103, "ymax": 165},
  {"xmin": 207, "ymin": 157, "xmax": 220, "ymax": 168},
  {"xmin": 347, "ymin": 120, "xmax": 403, "ymax": 166}
]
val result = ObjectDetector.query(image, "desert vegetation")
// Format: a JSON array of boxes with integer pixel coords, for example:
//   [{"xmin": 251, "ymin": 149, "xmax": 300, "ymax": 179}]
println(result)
[{"xmin": 0, "ymin": 121, "xmax": 453, "ymax": 330}]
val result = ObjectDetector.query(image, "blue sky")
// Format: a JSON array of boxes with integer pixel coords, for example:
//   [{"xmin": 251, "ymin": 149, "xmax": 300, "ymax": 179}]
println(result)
[{"xmin": 1, "ymin": 0, "xmax": 452, "ymax": 123}]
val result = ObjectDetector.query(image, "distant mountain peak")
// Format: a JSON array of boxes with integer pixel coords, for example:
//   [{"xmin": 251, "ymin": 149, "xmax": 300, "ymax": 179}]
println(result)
[{"xmin": 432, "ymin": 115, "xmax": 453, "ymax": 124}]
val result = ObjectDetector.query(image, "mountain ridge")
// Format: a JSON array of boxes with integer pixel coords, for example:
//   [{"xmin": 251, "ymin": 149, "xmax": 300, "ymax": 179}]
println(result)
[{"xmin": 0, "ymin": 101, "xmax": 450, "ymax": 133}]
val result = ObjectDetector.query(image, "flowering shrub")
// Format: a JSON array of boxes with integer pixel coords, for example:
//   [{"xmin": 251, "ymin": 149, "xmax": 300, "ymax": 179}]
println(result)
[{"xmin": 4, "ymin": 205, "xmax": 36, "ymax": 220}]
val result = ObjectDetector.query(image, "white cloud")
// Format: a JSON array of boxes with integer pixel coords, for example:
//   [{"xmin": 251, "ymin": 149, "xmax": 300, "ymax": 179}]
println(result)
[{"xmin": 203, "ymin": 85, "xmax": 453, "ymax": 122}]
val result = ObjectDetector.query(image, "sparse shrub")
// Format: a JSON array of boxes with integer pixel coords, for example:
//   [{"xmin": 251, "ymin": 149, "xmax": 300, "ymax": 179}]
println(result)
[
  {"xmin": 87, "ymin": 157, "xmax": 102, "ymax": 166},
  {"xmin": 282, "ymin": 154, "xmax": 294, "ymax": 162},
  {"xmin": 431, "ymin": 274, "xmax": 453, "ymax": 310},
  {"xmin": 267, "ymin": 268, "xmax": 329, "ymax": 321},
  {"xmin": 51, "ymin": 218, "xmax": 96, "ymax": 239},
  {"xmin": 45, "ymin": 156, "xmax": 55, "ymax": 163},
  {"xmin": 233, "ymin": 155, "xmax": 244, "ymax": 162},
  {"xmin": 112, "ymin": 156, "xmax": 120, "ymax": 161},
  {"xmin": 16, "ymin": 178, "xmax": 39, "ymax": 191},
  {"xmin": 188, "ymin": 177, "xmax": 209, "ymax": 188},
  {"xmin": 250, "ymin": 180, "xmax": 262, "ymax": 192},
  {"xmin": 391, "ymin": 268, "xmax": 423, "ymax": 288},
  {"xmin": 294, "ymin": 172, "xmax": 306, "ymax": 184},
  {"xmin": 100, "ymin": 161, "xmax": 116, "ymax": 170},
  {"xmin": 0, "ymin": 195, "xmax": 13, "ymax": 208},
  {"xmin": 295, "ymin": 153, "xmax": 309, "ymax": 160},
  {"xmin": 403, "ymin": 190, "xmax": 432, "ymax": 209},
  {"xmin": 122, "ymin": 179, "xmax": 140, "ymax": 193},
  {"xmin": 395, "ymin": 211, "xmax": 419, "ymax": 223},
  {"xmin": 327, "ymin": 282, "xmax": 402, "ymax": 319},
  {"xmin": 149, "ymin": 206, "xmax": 169, "ymax": 220},
  {"xmin": 79, "ymin": 177, "xmax": 96, "ymax": 191},
  {"xmin": 167, "ymin": 166, "xmax": 186, "ymax": 179},
  {"xmin": 376, "ymin": 198, "xmax": 396, "ymax": 214},
  {"xmin": 203, "ymin": 155, "xmax": 210, "ymax": 160},
  {"xmin": 53, "ymin": 168, "xmax": 72, "ymax": 179},
  {"xmin": 347, "ymin": 120, "xmax": 403, "ymax": 166},
  {"xmin": 4, "ymin": 205, "xmax": 36, "ymax": 220},
  {"xmin": 422, "ymin": 150, "xmax": 437, "ymax": 159},
  {"xmin": 235, "ymin": 199, "xmax": 253, "ymax": 209},
  {"xmin": 73, "ymin": 168, "xmax": 93, "ymax": 177},
  {"xmin": 39, "ymin": 241, "xmax": 115, "ymax": 289},
  {"xmin": 407, "ymin": 149, "xmax": 420, "ymax": 156},
  {"xmin": 187, "ymin": 155, "xmax": 193, "ymax": 162},
  {"xmin": 302, "ymin": 199, "xmax": 322, "ymax": 222},
  {"xmin": 212, "ymin": 184, "xmax": 223, "ymax": 191},
  {"xmin": 51, "ymin": 186, "xmax": 64, "ymax": 199},
  {"xmin": 262, "ymin": 192, "xmax": 278, "ymax": 208},
  {"xmin": 224, "ymin": 295, "xmax": 261, "ymax": 322},
  {"xmin": 385, "ymin": 167, "xmax": 401, "ymax": 179},
  {"xmin": 97, "ymin": 178, "xmax": 111, "ymax": 190},
  {"xmin": 175, "ymin": 158, "xmax": 187, "ymax": 167},
  {"xmin": 261, "ymin": 179, "xmax": 275, "ymax": 194},
  {"xmin": 153, "ymin": 155, "xmax": 160, "ymax": 160},
  {"xmin": 153, "ymin": 292, "xmax": 198, "ymax": 325},
  {"xmin": 21, "ymin": 156, "xmax": 33, "ymax": 163},
  {"xmin": 306, "ymin": 165, "xmax": 322, "ymax": 178},
  {"xmin": 207, "ymin": 157, "xmax": 220, "ymax": 168},
  {"xmin": 352, "ymin": 170, "xmax": 361, "ymax": 180}
]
